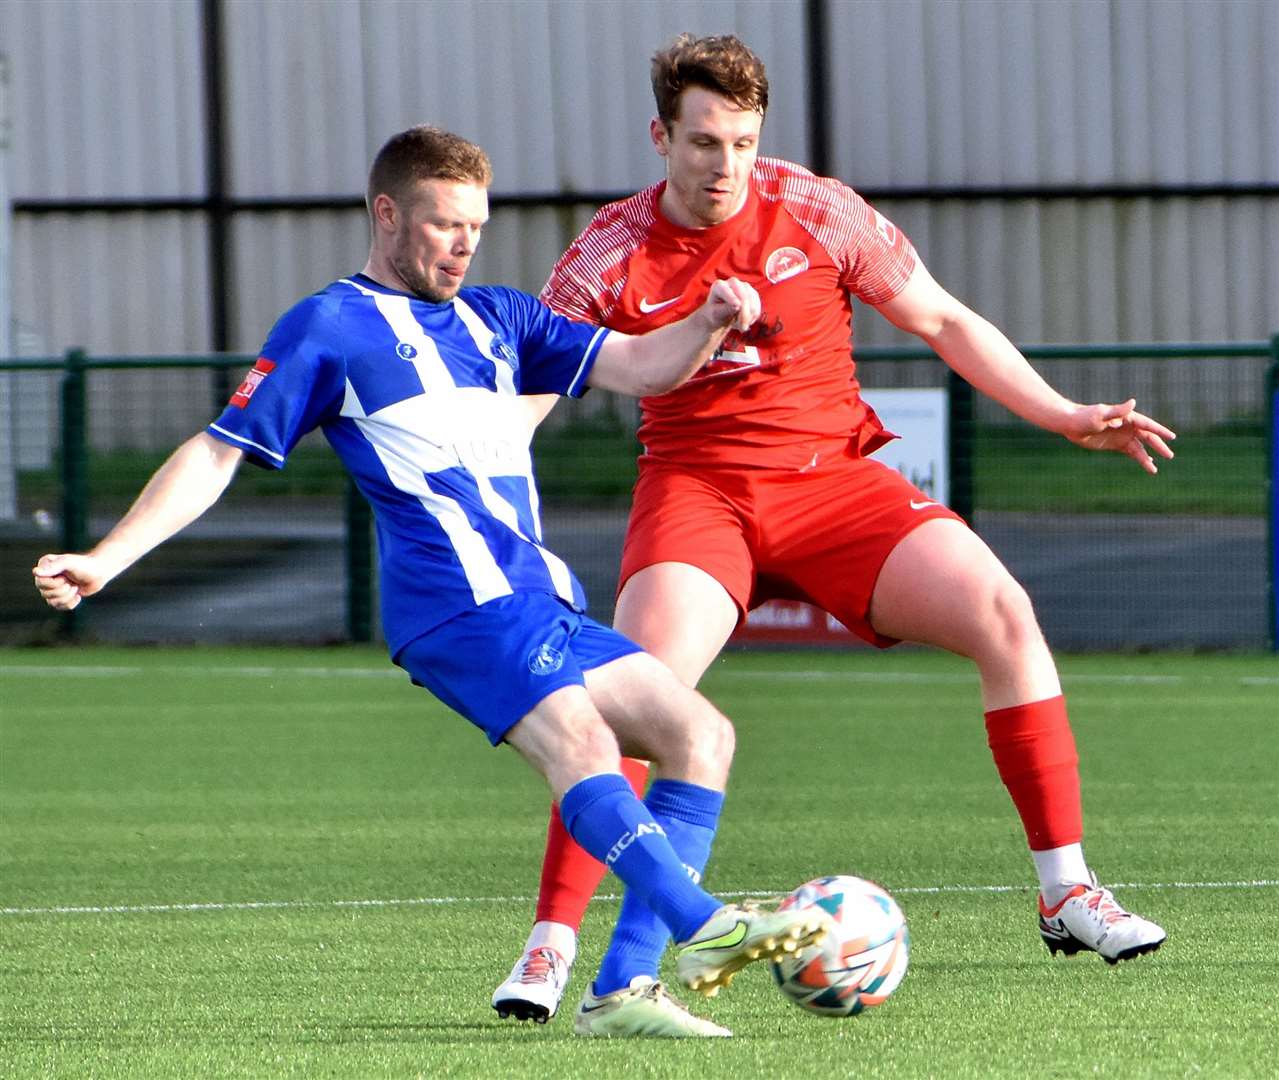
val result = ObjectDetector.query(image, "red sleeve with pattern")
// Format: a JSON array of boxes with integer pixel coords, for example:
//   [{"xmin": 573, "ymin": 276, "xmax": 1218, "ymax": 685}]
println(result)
[
  {"xmin": 763, "ymin": 160, "xmax": 917, "ymax": 305},
  {"xmin": 539, "ymin": 187, "xmax": 661, "ymax": 324}
]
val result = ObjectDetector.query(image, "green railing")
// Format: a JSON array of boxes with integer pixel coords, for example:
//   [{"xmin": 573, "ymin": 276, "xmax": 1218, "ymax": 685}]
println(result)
[
  {"xmin": 2, "ymin": 350, "xmax": 375, "ymax": 642},
  {"xmin": 2, "ymin": 337, "xmax": 1277, "ymax": 649}
]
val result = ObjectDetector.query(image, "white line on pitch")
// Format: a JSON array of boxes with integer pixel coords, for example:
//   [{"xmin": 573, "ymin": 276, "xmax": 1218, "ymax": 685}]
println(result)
[
  {"xmin": 3, "ymin": 664, "xmax": 1277, "ymax": 687},
  {"xmin": 4, "ymin": 879, "xmax": 1277, "ymax": 919}
]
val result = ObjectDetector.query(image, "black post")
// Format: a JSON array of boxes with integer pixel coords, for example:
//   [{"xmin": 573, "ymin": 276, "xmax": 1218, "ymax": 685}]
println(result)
[
  {"xmin": 947, "ymin": 368, "xmax": 975, "ymax": 524},
  {"xmin": 59, "ymin": 348, "xmax": 89, "ymax": 638},
  {"xmin": 804, "ymin": 0, "xmax": 831, "ymax": 177},
  {"xmin": 201, "ymin": 0, "xmax": 233, "ymax": 404},
  {"xmin": 345, "ymin": 477, "xmax": 374, "ymax": 643},
  {"xmin": 1267, "ymin": 336, "xmax": 1278, "ymax": 652}
]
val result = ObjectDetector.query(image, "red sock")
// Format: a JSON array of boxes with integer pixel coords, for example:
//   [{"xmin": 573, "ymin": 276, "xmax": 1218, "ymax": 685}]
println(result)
[
  {"xmin": 535, "ymin": 757, "xmax": 651, "ymax": 927},
  {"xmin": 984, "ymin": 695, "xmax": 1082, "ymax": 851}
]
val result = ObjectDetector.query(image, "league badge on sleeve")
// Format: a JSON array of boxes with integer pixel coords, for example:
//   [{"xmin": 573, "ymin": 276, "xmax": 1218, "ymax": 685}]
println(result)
[{"xmin": 229, "ymin": 358, "xmax": 277, "ymax": 408}]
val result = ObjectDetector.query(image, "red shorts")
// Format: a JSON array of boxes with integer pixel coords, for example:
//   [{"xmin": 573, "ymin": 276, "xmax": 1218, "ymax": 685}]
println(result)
[{"xmin": 619, "ymin": 448, "xmax": 964, "ymax": 648}]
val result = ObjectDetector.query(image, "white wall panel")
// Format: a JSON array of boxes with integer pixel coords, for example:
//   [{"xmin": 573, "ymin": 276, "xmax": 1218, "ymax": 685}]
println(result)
[
  {"xmin": 360, "ymin": 0, "xmax": 559, "ymax": 194},
  {"xmin": 544, "ymin": 0, "xmax": 811, "ymax": 193},
  {"xmin": 0, "ymin": 0, "xmax": 204, "ymax": 198},
  {"xmin": 220, "ymin": 0, "xmax": 813, "ymax": 199},
  {"xmin": 841, "ymin": 0, "xmax": 927, "ymax": 187},
  {"xmin": 5, "ymin": 0, "xmax": 1276, "ymax": 201},
  {"xmin": 12, "ymin": 212, "xmax": 209, "ymax": 354},
  {"xmin": 830, "ymin": 0, "xmax": 1279, "ymax": 189},
  {"xmin": 12, "ymin": 211, "xmax": 211, "ymax": 448},
  {"xmin": 229, "ymin": 209, "xmax": 369, "ymax": 351},
  {"xmin": 222, "ymin": 0, "xmax": 366, "ymax": 198},
  {"xmin": 861, "ymin": 196, "xmax": 1279, "ymax": 347}
]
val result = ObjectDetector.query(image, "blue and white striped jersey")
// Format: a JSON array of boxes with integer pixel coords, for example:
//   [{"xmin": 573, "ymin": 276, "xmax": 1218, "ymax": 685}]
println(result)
[{"xmin": 208, "ymin": 273, "xmax": 611, "ymax": 654}]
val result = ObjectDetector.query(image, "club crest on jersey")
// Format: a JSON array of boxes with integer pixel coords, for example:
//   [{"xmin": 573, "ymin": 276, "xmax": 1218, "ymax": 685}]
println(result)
[
  {"xmin": 765, "ymin": 246, "xmax": 809, "ymax": 284},
  {"xmin": 229, "ymin": 357, "xmax": 276, "ymax": 408},
  {"xmin": 527, "ymin": 642, "xmax": 565, "ymax": 676},
  {"xmin": 490, "ymin": 337, "xmax": 517, "ymax": 365},
  {"xmin": 396, "ymin": 342, "xmax": 418, "ymax": 360}
]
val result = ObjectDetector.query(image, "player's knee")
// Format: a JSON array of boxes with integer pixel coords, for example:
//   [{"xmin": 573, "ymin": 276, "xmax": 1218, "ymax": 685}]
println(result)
[
  {"xmin": 507, "ymin": 694, "xmax": 625, "ymax": 798},
  {"xmin": 692, "ymin": 703, "xmax": 735, "ymax": 765},
  {"xmin": 676, "ymin": 697, "xmax": 735, "ymax": 783},
  {"xmin": 571, "ymin": 715, "xmax": 623, "ymax": 768},
  {"xmin": 984, "ymin": 576, "xmax": 1044, "ymax": 654}
]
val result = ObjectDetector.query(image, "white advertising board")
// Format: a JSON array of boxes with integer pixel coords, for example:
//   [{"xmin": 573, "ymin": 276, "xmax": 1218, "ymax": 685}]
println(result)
[{"xmin": 861, "ymin": 387, "xmax": 949, "ymax": 506}]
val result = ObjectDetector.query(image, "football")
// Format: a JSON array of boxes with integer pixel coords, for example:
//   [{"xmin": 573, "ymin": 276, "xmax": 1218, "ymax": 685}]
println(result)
[{"xmin": 770, "ymin": 875, "xmax": 909, "ymax": 1017}]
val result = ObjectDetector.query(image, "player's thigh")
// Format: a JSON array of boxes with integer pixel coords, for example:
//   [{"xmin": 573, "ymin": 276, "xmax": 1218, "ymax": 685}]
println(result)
[
  {"xmin": 770, "ymin": 456, "xmax": 959, "ymax": 648},
  {"xmin": 617, "ymin": 463, "xmax": 751, "ymax": 683},
  {"xmin": 614, "ymin": 563, "xmax": 739, "ymax": 686},
  {"xmin": 583, "ymin": 650, "xmax": 734, "ymax": 785},
  {"xmin": 867, "ymin": 517, "xmax": 1040, "ymax": 656}
]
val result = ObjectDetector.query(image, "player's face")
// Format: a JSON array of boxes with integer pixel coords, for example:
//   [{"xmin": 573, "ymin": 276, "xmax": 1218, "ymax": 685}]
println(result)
[
  {"xmin": 653, "ymin": 86, "xmax": 762, "ymax": 229},
  {"xmin": 389, "ymin": 180, "xmax": 489, "ymax": 303}
]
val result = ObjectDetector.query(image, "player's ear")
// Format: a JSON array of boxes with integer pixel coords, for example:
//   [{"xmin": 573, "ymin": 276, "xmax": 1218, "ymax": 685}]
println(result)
[
  {"xmin": 371, "ymin": 192, "xmax": 399, "ymax": 233},
  {"xmin": 650, "ymin": 116, "xmax": 670, "ymax": 157}
]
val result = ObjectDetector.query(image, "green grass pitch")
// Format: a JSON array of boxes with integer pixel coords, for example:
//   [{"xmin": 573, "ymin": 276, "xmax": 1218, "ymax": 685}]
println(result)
[{"xmin": 2, "ymin": 646, "xmax": 1276, "ymax": 1078}]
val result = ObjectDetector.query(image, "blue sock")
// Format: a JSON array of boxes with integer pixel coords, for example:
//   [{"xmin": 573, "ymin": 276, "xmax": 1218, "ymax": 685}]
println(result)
[
  {"xmin": 559, "ymin": 774, "xmax": 721, "ymax": 947},
  {"xmin": 592, "ymin": 778, "xmax": 725, "ymax": 995}
]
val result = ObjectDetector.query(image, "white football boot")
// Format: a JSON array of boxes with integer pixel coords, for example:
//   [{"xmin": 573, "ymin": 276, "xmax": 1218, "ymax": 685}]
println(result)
[
  {"xmin": 574, "ymin": 976, "xmax": 731, "ymax": 1038},
  {"xmin": 1038, "ymin": 874, "xmax": 1166, "ymax": 964},
  {"xmin": 491, "ymin": 946, "xmax": 571, "ymax": 1023},
  {"xmin": 675, "ymin": 901, "xmax": 829, "ymax": 996}
]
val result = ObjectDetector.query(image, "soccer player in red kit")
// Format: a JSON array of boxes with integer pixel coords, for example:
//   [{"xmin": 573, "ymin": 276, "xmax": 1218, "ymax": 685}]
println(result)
[{"xmin": 493, "ymin": 34, "xmax": 1171, "ymax": 1035}]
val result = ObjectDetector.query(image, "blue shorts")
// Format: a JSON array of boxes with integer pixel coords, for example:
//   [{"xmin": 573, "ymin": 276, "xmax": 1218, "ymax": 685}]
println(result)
[{"xmin": 393, "ymin": 592, "xmax": 643, "ymax": 746}]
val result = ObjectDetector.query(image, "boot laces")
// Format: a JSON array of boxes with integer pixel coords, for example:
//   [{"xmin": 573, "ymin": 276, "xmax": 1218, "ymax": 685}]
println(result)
[
  {"xmin": 1084, "ymin": 886, "xmax": 1130, "ymax": 926},
  {"xmin": 516, "ymin": 947, "xmax": 562, "ymax": 985}
]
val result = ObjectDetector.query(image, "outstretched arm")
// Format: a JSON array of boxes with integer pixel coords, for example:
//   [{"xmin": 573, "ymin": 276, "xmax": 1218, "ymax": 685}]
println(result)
[
  {"xmin": 874, "ymin": 262, "xmax": 1176, "ymax": 473},
  {"xmin": 33, "ymin": 432, "xmax": 244, "ymax": 610},
  {"xmin": 586, "ymin": 278, "xmax": 761, "ymax": 397}
]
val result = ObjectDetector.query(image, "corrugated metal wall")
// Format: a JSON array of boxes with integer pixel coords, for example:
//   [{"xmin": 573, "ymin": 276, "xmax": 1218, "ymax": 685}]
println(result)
[
  {"xmin": 2, "ymin": 0, "xmax": 1277, "ymax": 437},
  {"xmin": 828, "ymin": 0, "xmax": 1278, "ymax": 188}
]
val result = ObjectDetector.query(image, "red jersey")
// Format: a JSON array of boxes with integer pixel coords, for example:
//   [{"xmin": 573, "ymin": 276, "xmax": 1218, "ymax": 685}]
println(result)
[{"xmin": 540, "ymin": 157, "xmax": 918, "ymax": 469}]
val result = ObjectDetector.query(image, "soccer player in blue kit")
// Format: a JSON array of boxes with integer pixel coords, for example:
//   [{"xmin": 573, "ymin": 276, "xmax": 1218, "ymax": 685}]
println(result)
[{"xmin": 33, "ymin": 126, "xmax": 828, "ymax": 1038}]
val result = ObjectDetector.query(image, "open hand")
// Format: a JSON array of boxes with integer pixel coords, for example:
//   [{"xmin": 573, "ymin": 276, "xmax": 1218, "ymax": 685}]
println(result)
[{"xmin": 1063, "ymin": 400, "xmax": 1176, "ymax": 474}]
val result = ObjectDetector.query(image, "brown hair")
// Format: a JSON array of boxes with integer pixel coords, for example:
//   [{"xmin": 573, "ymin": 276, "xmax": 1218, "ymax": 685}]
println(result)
[
  {"xmin": 366, "ymin": 126, "xmax": 493, "ymax": 213},
  {"xmin": 650, "ymin": 33, "xmax": 769, "ymax": 127}
]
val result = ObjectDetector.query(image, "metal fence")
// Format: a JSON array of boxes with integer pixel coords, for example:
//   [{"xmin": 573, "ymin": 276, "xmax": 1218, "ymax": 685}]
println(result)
[{"xmin": 2, "ymin": 339, "xmax": 1276, "ymax": 651}]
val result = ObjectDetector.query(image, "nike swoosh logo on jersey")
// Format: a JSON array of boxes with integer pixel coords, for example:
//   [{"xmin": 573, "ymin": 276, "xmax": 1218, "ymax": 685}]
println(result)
[
  {"xmin": 638, "ymin": 295, "xmax": 681, "ymax": 313},
  {"xmin": 910, "ymin": 500, "xmax": 941, "ymax": 510}
]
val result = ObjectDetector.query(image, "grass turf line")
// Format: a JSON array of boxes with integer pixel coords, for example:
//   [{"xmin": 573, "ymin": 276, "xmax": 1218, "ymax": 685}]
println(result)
[{"xmin": 1, "ymin": 646, "xmax": 1276, "ymax": 1078}]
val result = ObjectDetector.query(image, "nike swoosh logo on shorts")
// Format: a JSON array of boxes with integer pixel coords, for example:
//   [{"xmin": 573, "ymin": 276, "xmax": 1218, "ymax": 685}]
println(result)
[
  {"xmin": 910, "ymin": 500, "xmax": 941, "ymax": 510},
  {"xmin": 638, "ymin": 295, "xmax": 681, "ymax": 313}
]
